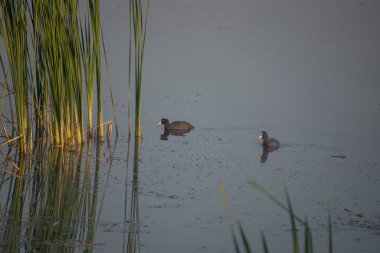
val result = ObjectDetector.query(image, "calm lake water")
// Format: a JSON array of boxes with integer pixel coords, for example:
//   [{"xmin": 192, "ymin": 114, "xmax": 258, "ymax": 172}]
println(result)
[{"xmin": 1, "ymin": 0, "xmax": 380, "ymax": 252}]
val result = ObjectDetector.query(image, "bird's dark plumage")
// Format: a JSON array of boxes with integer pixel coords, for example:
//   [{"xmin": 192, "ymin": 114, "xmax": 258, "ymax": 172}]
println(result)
[
  {"xmin": 259, "ymin": 131, "xmax": 280, "ymax": 149},
  {"xmin": 158, "ymin": 118, "xmax": 194, "ymax": 130}
]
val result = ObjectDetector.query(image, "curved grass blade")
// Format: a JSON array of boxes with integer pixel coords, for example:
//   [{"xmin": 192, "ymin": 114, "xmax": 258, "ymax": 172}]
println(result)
[
  {"xmin": 285, "ymin": 188, "xmax": 300, "ymax": 253},
  {"xmin": 219, "ymin": 182, "xmax": 241, "ymax": 253},
  {"xmin": 238, "ymin": 222, "xmax": 252, "ymax": 253},
  {"xmin": 328, "ymin": 209, "xmax": 333, "ymax": 253},
  {"xmin": 249, "ymin": 180, "xmax": 305, "ymax": 225},
  {"xmin": 304, "ymin": 218, "xmax": 314, "ymax": 253},
  {"xmin": 261, "ymin": 232, "xmax": 270, "ymax": 253}
]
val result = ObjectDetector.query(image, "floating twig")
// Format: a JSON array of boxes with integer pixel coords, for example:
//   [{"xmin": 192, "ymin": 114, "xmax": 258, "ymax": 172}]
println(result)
[
  {"xmin": 0, "ymin": 135, "xmax": 21, "ymax": 147},
  {"xmin": 330, "ymin": 155, "xmax": 347, "ymax": 158}
]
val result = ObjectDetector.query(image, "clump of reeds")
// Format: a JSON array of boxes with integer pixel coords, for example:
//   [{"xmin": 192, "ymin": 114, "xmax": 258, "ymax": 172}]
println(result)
[
  {"xmin": 0, "ymin": 0, "xmax": 111, "ymax": 152},
  {"xmin": 220, "ymin": 181, "xmax": 334, "ymax": 253},
  {"xmin": 33, "ymin": 0, "xmax": 85, "ymax": 145},
  {"xmin": 0, "ymin": 0, "xmax": 30, "ymax": 154},
  {"xmin": 0, "ymin": 141, "xmax": 109, "ymax": 251},
  {"xmin": 129, "ymin": 0, "xmax": 150, "ymax": 137},
  {"xmin": 81, "ymin": 0, "xmax": 104, "ymax": 140}
]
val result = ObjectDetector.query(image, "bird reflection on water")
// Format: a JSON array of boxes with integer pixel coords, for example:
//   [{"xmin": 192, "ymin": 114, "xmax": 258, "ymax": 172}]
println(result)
[
  {"xmin": 260, "ymin": 146, "xmax": 279, "ymax": 163},
  {"xmin": 160, "ymin": 129, "xmax": 192, "ymax": 140}
]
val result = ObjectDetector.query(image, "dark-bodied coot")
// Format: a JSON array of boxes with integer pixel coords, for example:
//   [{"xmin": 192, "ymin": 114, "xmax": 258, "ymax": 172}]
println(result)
[
  {"xmin": 259, "ymin": 131, "xmax": 280, "ymax": 149},
  {"xmin": 158, "ymin": 118, "xmax": 194, "ymax": 130}
]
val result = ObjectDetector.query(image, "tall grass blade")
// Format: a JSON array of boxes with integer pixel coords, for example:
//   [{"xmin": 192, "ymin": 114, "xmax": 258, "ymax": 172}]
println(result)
[
  {"xmin": 304, "ymin": 218, "xmax": 314, "ymax": 253},
  {"xmin": 100, "ymin": 24, "xmax": 118, "ymax": 138},
  {"xmin": 81, "ymin": 3, "xmax": 95, "ymax": 138},
  {"xmin": 219, "ymin": 182, "xmax": 241, "ymax": 253},
  {"xmin": 249, "ymin": 180, "xmax": 305, "ymax": 225},
  {"xmin": 238, "ymin": 223, "xmax": 252, "ymax": 253},
  {"xmin": 88, "ymin": 0, "xmax": 104, "ymax": 140},
  {"xmin": 1, "ymin": 0, "xmax": 115, "ymax": 148},
  {"xmin": 0, "ymin": 52, "xmax": 16, "ymax": 138},
  {"xmin": 285, "ymin": 188, "xmax": 300, "ymax": 253},
  {"xmin": 0, "ymin": 0, "xmax": 30, "ymax": 153},
  {"xmin": 261, "ymin": 232, "xmax": 270, "ymax": 253},
  {"xmin": 328, "ymin": 209, "xmax": 333, "ymax": 253},
  {"xmin": 125, "ymin": 136, "xmax": 141, "ymax": 252},
  {"xmin": 129, "ymin": 0, "xmax": 150, "ymax": 138},
  {"xmin": 249, "ymin": 181, "xmax": 336, "ymax": 253},
  {"xmin": 232, "ymin": 229, "xmax": 241, "ymax": 253},
  {"xmin": 128, "ymin": 0, "xmax": 132, "ymax": 137}
]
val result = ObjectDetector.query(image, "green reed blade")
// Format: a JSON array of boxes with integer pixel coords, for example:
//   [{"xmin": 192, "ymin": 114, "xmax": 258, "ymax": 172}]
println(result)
[
  {"xmin": 328, "ymin": 209, "xmax": 333, "ymax": 253},
  {"xmin": 303, "ymin": 218, "xmax": 314, "ymax": 253},
  {"xmin": 285, "ymin": 188, "xmax": 300, "ymax": 253},
  {"xmin": 100, "ymin": 21, "xmax": 118, "ymax": 138},
  {"xmin": 249, "ymin": 180, "xmax": 305, "ymax": 225},
  {"xmin": 0, "ymin": 0, "xmax": 30, "ymax": 153},
  {"xmin": 219, "ymin": 182, "xmax": 242, "ymax": 253},
  {"xmin": 261, "ymin": 232, "xmax": 270, "ymax": 253},
  {"xmin": 88, "ymin": 0, "xmax": 104, "ymax": 140},
  {"xmin": 238, "ymin": 223, "xmax": 252, "ymax": 253},
  {"xmin": 1, "ymin": 0, "xmax": 112, "ymax": 150},
  {"xmin": 129, "ymin": 0, "xmax": 149, "ymax": 137}
]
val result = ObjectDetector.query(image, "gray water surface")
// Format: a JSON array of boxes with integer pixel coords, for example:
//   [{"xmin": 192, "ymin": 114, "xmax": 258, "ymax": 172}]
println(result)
[
  {"xmin": 97, "ymin": 0, "xmax": 380, "ymax": 252},
  {"xmin": 1, "ymin": 0, "xmax": 380, "ymax": 252}
]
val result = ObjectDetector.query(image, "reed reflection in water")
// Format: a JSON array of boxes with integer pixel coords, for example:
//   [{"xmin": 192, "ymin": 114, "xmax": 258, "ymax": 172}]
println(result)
[
  {"xmin": 0, "ymin": 139, "xmax": 116, "ymax": 252},
  {"xmin": 123, "ymin": 135, "xmax": 141, "ymax": 253}
]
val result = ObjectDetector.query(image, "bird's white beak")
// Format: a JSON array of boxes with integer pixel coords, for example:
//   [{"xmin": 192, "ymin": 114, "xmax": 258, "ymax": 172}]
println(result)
[
  {"xmin": 157, "ymin": 121, "xmax": 162, "ymax": 126},
  {"xmin": 259, "ymin": 134, "xmax": 263, "ymax": 139}
]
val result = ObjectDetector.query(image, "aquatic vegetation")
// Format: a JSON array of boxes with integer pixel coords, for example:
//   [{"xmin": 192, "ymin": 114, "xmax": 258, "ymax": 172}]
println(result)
[
  {"xmin": 220, "ymin": 181, "xmax": 333, "ymax": 253},
  {"xmin": 0, "ymin": 0, "xmax": 30, "ymax": 153},
  {"xmin": 82, "ymin": 0, "xmax": 104, "ymax": 140},
  {"xmin": 128, "ymin": 0, "xmax": 150, "ymax": 137},
  {"xmin": 0, "ymin": 141, "xmax": 111, "ymax": 251},
  {"xmin": 124, "ymin": 135, "xmax": 141, "ymax": 252},
  {"xmin": 0, "ymin": 0, "xmax": 112, "ymax": 152}
]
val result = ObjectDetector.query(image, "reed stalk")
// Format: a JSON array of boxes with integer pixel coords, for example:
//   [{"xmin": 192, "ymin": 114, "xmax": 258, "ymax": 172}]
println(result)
[
  {"xmin": 220, "ymin": 180, "xmax": 334, "ymax": 253},
  {"xmin": 1, "ymin": 0, "xmax": 110, "ymax": 149},
  {"xmin": 81, "ymin": 11, "xmax": 95, "ymax": 138},
  {"xmin": 0, "ymin": 153, "xmax": 26, "ymax": 251},
  {"xmin": 129, "ymin": 0, "xmax": 150, "ymax": 137},
  {"xmin": 0, "ymin": 0, "xmax": 30, "ymax": 153},
  {"xmin": 100, "ymin": 23, "xmax": 118, "ymax": 139},
  {"xmin": 285, "ymin": 189, "xmax": 300, "ymax": 253},
  {"xmin": 89, "ymin": 0, "xmax": 104, "ymax": 140},
  {"xmin": 125, "ymin": 135, "xmax": 141, "ymax": 252},
  {"xmin": 30, "ymin": 0, "xmax": 85, "ymax": 145},
  {"xmin": 261, "ymin": 232, "xmax": 269, "ymax": 253},
  {"xmin": 251, "ymin": 181, "xmax": 333, "ymax": 253},
  {"xmin": 0, "ymin": 143, "xmax": 108, "ymax": 251},
  {"xmin": 328, "ymin": 209, "xmax": 333, "ymax": 253}
]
